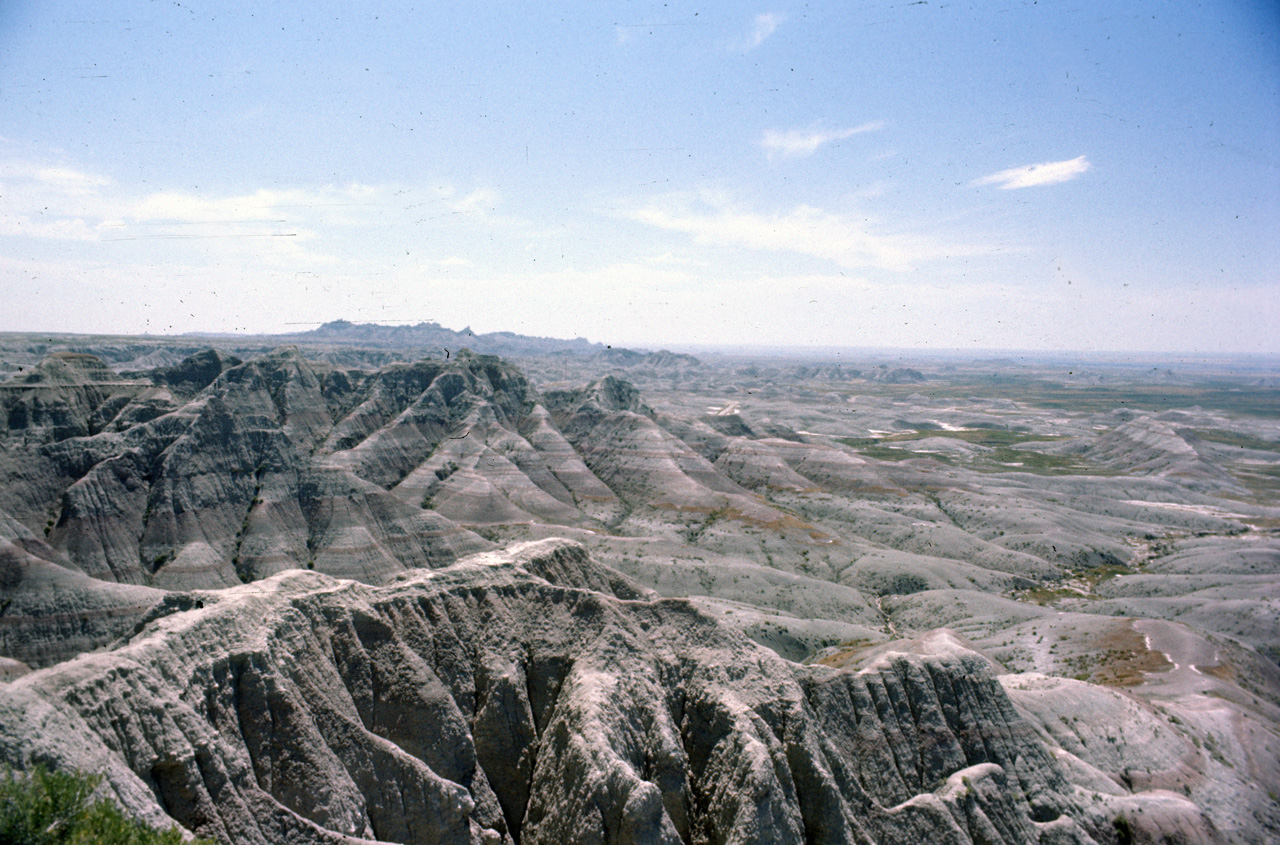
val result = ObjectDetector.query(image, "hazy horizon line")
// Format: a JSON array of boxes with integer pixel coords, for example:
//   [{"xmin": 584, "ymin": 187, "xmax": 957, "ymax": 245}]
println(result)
[{"xmin": 2, "ymin": 323, "xmax": 1279, "ymax": 366}]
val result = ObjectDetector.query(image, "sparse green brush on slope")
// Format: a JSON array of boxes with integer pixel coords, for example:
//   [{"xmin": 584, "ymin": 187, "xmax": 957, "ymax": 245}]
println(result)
[{"xmin": 0, "ymin": 766, "xmax": 210, "ymax": 845}]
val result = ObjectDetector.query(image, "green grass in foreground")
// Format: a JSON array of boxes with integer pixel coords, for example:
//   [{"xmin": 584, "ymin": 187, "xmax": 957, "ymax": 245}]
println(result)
[{"xmin": 0, "ymin": 766, "xmax": 211, "ymax": 845}]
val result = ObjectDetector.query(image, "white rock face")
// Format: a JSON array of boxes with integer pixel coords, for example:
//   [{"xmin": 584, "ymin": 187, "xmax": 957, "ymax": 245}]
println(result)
[{"xmin": 0, "ymin": 540, "xmax": 1217, "ymax": 844}]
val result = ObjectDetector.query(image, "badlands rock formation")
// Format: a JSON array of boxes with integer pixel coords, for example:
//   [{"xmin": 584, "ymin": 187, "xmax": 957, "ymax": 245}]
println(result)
[
  {"xmin": 2, "ymin": 340, "xmax": 1278, "ymax": 842},
  {"xmin": 0, "ymin": 349, "xmax": 891, "ymax": 666},
  {"xmin": 0, "ymin": 540, "xmax": 1214, "ymax": 845}
]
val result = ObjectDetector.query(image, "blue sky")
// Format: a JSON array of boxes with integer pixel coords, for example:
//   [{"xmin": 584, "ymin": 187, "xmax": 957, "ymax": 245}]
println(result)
[{"xmin": 1, "ymin": 1, "xmax": 1276, "ymax": 352}]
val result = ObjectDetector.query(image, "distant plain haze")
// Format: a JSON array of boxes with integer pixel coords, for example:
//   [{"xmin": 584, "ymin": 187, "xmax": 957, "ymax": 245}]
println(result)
[{"xmin": 0, "ymin": 1, "xmax": 1276, "ymax": 353}]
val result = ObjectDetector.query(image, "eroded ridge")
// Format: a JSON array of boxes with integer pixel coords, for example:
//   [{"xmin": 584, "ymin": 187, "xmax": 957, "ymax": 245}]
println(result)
[{"xmin": 0, "ymin": 540, "xmax": 1213, "ymax": 844}]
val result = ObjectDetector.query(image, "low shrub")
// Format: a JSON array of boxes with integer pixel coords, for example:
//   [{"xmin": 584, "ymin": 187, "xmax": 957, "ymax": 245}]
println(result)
[{"xmin": 0, "ymin": 766, "xmax": 210, "ymax": 844}]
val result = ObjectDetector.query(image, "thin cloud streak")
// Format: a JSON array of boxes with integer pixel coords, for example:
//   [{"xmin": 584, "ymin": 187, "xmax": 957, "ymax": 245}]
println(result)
[
  {"xmin": 0, "ymin": 156, "xmax": 510, "ymax": 245},
  {"xmin": 762, "ymin": 122, "xmax": 886, "ymax": 158},
  {"xmin": 0, "ymin": 155, "xmax": 524, "ymax": 285},
  {"xmin": 0, "ymin": 160, "xmax": 111, "ymax": 193},
  {"xmin": 973, "ymin": 155, "xmax": 1091, "ymax": 189},
  {"xmin": 628, "ymin": 193, "xmax": 988, "ymax": 272}
]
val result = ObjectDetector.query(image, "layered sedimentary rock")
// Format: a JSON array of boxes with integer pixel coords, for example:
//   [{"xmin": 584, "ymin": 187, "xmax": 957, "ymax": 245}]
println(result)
[
  {"xmin": 0, "ymin": 349, "xmax": 849, "ymax": 665},
  {"xmin": 0, "ymin": 540, "xmax": 1213, "ymax": 845},
  {"xmin": 0, "ymin": 349, "xmax": 519, "ymax": 590},
  {"xmin": 1, "ymin": 343, "xmax": 1276, "ymax": 842},
  {"xmin": 0, "ymin": 511, "xmax": 163, "ymax": 667}
]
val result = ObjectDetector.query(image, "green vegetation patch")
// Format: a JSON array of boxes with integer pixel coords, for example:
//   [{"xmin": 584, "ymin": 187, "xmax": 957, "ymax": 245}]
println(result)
[
  {"xmin": 857, "ymin": 446, "xmax": 952, "ymax": 463},
  {"xmin": 840, "ymin": 429, "xmax": 1067, "ymax": 447},
  {"xmin": 1232, "ymin": 464, "xmax": 1280, "ymax": 499},
  {"xmin": 836, "ymin": 437, "xmax": 887, "ymax": 449},
  {"xmin": 971, "ymin": 447, "xmax": 1114, "ymax": 475},
  {"xmin": 838, "ymin": 430, "xmax": 1113, "ymax": 476},
  {"xmin": 843, "ymin": 380, "xmax": 1280, "ymax": 419},
  {"xmin": 916, "ymin": 429, "xmax": 1068, "ymax": 447},
  {"xmin": 1191, "ymin": 428, "xmax": 1280, "ymax": 452},
  {"xmin": 0, "ymin": 766, "xmax": 211, "ymax": 844},
  {"xmin": 1009, "ymin": 563, "xmax": 1133, "ymax": 606}
]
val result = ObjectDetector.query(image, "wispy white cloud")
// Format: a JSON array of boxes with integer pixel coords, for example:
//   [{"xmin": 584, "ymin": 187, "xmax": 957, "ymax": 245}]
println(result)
[
  {"xmin": 128, "ymin": 185, "xmax": 379, "ymax": 228},
  {"xmin": 0, "ymin": 160, "xmax": 112, "ymax": 193},
  {"xmin": 0, "ymin": 155, "xmax": 513, "ymax": 246},
  {"xmin": 643, "ymin": 251, "xmax": 708, "ymax": 267},
  {"xmin": 1, "ymin": 158, "xmax": 113, "ymax": 241},
  {"xmin": 973, "ymin": 155, "xmax": 1091, "ymax": 189},
  {"xmin": 762, "ymin": 121, "xmax": 886, "ymax": 158},
  {"xmin": 739, "ymin": 13, "xmax": 782, "ymax": 50},
  {"xmin": 446, "ymin": 188, "xmax": 499, "ymax": 214},
  {"xmin": 0, "ymin": 215, "xmax": 100, "ymax": 241},
  {"xmin": 0, "ymin": 155, "xmax": 523, "ymax": 292},
  {"xmin": 627, "ymin": 192, "xmax": 987, "ymax": 272}
]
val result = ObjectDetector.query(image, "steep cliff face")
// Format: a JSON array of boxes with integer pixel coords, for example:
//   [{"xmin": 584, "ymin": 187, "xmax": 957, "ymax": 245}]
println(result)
[{"xmin": 0, "ymin": 540, "xmax": 1214, "ymax": 845}]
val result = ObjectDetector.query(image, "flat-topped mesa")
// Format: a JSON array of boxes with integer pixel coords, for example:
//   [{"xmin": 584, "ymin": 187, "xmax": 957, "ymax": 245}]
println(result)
[
  {"xmin": 0, "ymin": 539, "xmax": 1215, "ymax": 845},
  {"xmin": 295, "ymin": 319, "xmax": 604, "ymax": 357}
]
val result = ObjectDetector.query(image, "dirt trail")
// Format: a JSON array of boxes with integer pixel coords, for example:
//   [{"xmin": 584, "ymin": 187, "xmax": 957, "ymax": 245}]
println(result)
[
  {"xmin": 1133, "ymin": 619, "xmax": 1223, "ymax": 696},
  {"xmin": 874, "ymin": 595, "xmax": 899, "ymax": 638}
]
